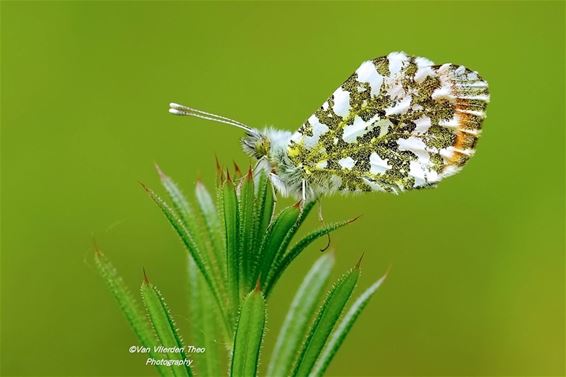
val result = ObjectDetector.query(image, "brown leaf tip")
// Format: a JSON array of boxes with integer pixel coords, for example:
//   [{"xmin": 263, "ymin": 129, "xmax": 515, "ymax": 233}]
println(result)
[
  {"xmin": 142, "ymin": 267, "xmax": 150, "ymax": 284},
  {"xmin": 233, "ymin": 161, "xmax": 242, "ymax": 177},
  {"xmin": 254, "ymin": 277, "xmax": 262, "ymax": 292},
  {"xmin": 355, "ymin": 252, "xmax": 365, "ymax": 269},
  {"xmin": 214, "ymin": 155, "xmax": 222, "ymax": 171},
  {"xmin": 92, "ymin": 237, "xmax": 102, "ymax": 257},
  {"xmin": 347, "ymin": 214, "xmax": 362, "ymax": 224}
]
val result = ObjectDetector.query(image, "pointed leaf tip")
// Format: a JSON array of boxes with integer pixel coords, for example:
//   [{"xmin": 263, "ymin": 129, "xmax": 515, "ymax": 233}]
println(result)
[
  {"xmin": 215, "ymin": 155, "xmax": 222, "ymax": 170},
  {"xmin": 215, "ymin": 156, "xmax": 224, "ymax": 184},
  {"xmin": 192, "ymin": 167, "xmax": 202, "ymax": 182},
  {"xmin": 348, "ymin": 214, "xmax": 362, "ymax": 224},
  {"xmin": 254, "ymin": 277, "xmax": 262, "ymax": 293},
  {"xmin": 154, "ymin": 163, "xmax": 167, "ymax": 180},
  {"xmin": 355, "ymin": 252, "xmax": 365, "ymax": 269},
  {"xmin": 142, "ymin": 267, "xmax": 150, "ymax": 284},
  {"xmin": 233, "ymin": 161, "xmax": 242, "ymax": 176},
  {"xmin": 383, "ymin": 264, "xmax": 393, "ymax": 279},
  {"xmin": 91, "ymin": 237, "xmax": 101, "ymax": 256}
]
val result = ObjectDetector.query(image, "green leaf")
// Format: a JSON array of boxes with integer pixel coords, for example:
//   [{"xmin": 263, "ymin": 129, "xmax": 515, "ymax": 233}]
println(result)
[
  {"xmin": 195, "ymin": 180, "xmax": 225, "ymax": 279},
  {"xmin": 247, "ymin": 172, "xmax": 274, "ymax": 289},
  {"xmin": 188, "ymin": 258, "xmax": 223, "ymax": 377},
  {"xmin": 266, "ymin": 253, "xmax": 334, "ymax": 377},
  {"xmin": 140, "ymin": 273, "xmax": 193, "ymax": 377},
  {"xmin": 230, "ymin": 287, "xmax": 266, "ymax": 377},
  {"xmin": 256, "ymin": 204, "xmax": 301, "ymax": 288},
  {"xmin": 156, "ymin": 166, "xmax": 225, "ymax": 299},
  {"xmin": 253, "ymin": 172, "xmax": 274, "ymax": 240},
  {"xmin": 291, "ymin": 262, "xmax": 360, "ymax": 377},
  {"xmin": 271, "ymin": 200, "xmax": 316, "ymax": 269},
  {"xmin": 265, "ymin": 217, "xmax": 356, "ymax": 296},
  {"xmin": 155, "ymin": 165, "xmax": 193, "ymax": 229},
  {"xmin": 238, "ymin": 169, "xmax": 255, "ymax": 294},
  {"xmin": 310, "ymin": 273, "xmax": 387, "ymax": 377},
  {"xmin": 94, "ymin": 250, "xmax": 173, "ymax": 377},
  {"xmin": 142, "ymin": 183, "xmax": 230, "ymax": 335},
  {"xmin": 239, "ymin": 168, "xmax": 256, "ymax": 292},
  {"xmin": 223, "ymin": 174, "xmax": 240, "ymax": 313}
]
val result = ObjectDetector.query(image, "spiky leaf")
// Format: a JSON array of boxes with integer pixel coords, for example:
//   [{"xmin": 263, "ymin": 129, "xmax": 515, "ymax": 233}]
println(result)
[
  {"xmin": 223, "ymin": 174, "xmax": 240, "ymax": 312},
  {"xmin": 94, "ymin": 250, "xmax": 173, "ymax": 377},
  {"xmin": 256, "ymin": 205, "xmax": 301, "ymax": 288},
  {"xmin": 266, "ymin": 218, "xmax": 356, "ymax": 296},
  {"xmin": 188, "ymin": 258, "xmax": 223, "ymax": 376},
  {"xmin": 310, "ymin": 273, "xmax": 387, "ymax": 377},
  {"xmin": 267, "ymin": 253, "xmax": 334, "ymax": 377},
  {"xmin": 291, "ymin": 263, "xmax": 360, "ymax": 377},
  {"xmin": 140, "ymin": 275, "xmax": 192, "ymax": 377},
  {"xmin": 230, "ymin": 287, "xmax": 266, "ymax": 377}
]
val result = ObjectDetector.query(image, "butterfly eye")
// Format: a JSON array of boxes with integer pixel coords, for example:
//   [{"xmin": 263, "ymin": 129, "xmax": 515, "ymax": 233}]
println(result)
[{"xmin": 255, "ymin": 137, "xmax": 271, "ymax": 158}]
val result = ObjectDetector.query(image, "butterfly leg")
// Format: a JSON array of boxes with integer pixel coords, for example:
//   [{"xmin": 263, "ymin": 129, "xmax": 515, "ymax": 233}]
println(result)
[{"xmin": 252, "ymin": 156, "xmax": 268, "ymax": 178}]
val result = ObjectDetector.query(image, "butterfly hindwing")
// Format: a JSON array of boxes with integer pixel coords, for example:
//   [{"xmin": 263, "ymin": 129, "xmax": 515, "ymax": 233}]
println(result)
[{"xmin": 287, "ymin": 52, "xmax": 489, "ymax": 194}]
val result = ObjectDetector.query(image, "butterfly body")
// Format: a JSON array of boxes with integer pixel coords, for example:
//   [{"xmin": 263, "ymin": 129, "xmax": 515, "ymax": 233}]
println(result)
[
  {"xmin": 241, "ymin": 128, "xmax": 304, "ymax": 197},
  {"xmin": 171, "ymin": 52, "xmax": 489, "ymax": 202}
]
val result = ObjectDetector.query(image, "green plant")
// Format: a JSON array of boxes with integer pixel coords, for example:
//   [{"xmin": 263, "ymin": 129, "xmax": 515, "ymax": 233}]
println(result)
[{"xmin": 95, "ymin": 163, "xmax": 386, "ymax": 376}]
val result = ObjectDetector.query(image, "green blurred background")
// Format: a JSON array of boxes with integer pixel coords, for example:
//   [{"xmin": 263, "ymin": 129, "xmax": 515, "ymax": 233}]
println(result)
[{"xmin": 1, "ymin": 1, "xmax": 564, "ymax": 376}]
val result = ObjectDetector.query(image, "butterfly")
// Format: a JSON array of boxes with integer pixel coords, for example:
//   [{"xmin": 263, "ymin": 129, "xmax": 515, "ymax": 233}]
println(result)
[{"xmin": 170, "ymin": 51, "xmax": 489, "ymax": 202}]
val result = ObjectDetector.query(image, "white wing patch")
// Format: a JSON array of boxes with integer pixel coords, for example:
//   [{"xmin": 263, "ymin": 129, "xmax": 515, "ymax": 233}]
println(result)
[
  {"xmin": 332, "ymin": 87, "xmax": 351, "ymax": 117},
  {"xmin": 387, "ymin": 51, "xmax": 409, "ymax": 74},
  {"xmin": 343, "ymin": 116, "xmax": 369, "ymax": 143},
  {"xmin": 338, "ymin": 157, "xmax": 356, "ymax": 170},
  {"xmin": 414, "ymin": 56, "xmax": 435, "ymax": 83},
  {"xmin": 414, "ymin": 115, "xmax": 432, "ymax": 134},
  {"xmin": 385, "ymin": 95, "xmax": 412, "ymax": 116},
  {"xmin": 355, "ymin": 61, "xmax": 384, "ymax": 96},
  {"xmin": 369, "ymin": 152, "xmax": 391, "ymax": 174}
]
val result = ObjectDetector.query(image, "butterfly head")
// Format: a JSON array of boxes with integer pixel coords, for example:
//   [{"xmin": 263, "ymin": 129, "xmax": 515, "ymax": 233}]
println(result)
[
  {"xmin": 242, "ymin": 130, "xmax": 271, "ymax": 159},
  {"xmin": 242, "ymin": 128, "xmax": 293, "ymax": 161}
]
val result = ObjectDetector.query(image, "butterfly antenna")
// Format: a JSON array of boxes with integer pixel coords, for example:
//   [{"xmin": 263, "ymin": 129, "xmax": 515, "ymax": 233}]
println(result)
[{"xmin": 169, "ymin": 102, "xmax": 252, "ymax": 132}]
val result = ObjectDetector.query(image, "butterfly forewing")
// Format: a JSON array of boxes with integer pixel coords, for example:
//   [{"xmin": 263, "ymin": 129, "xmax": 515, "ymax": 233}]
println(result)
[{"xmin": 287, "ymin": 52, "xmax": 489, "ymax": 194}]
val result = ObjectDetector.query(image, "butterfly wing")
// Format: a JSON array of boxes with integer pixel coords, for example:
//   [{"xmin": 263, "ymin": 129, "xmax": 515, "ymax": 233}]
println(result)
[{"xmin": 287, "ymin": 52, "xmax": 489, "ymax": 194}]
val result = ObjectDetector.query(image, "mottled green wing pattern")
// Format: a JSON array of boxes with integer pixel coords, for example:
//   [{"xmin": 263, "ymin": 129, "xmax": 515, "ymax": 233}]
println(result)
[{"xmin": 287, "ymin": 52, "xmax": 489, "ymax": 194}]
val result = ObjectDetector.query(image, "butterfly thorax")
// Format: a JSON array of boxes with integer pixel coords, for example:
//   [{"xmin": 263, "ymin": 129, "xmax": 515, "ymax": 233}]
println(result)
[{"xmin": 242, "ymin": 128, "xmax": 308, "ymax": 198}]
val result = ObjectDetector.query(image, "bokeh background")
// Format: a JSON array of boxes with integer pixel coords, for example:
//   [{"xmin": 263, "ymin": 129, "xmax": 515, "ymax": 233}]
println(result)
[{"xmin": 1, "ymin": 1, "xmax": 564, "ymax": 376}]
